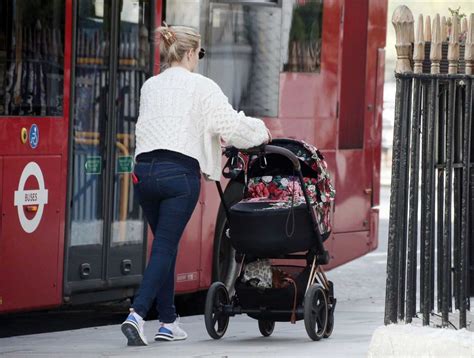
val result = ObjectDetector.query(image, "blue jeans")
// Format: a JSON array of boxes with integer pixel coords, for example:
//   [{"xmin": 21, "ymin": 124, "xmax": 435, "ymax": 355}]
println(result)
[{"xmin": 131, "ymin": 160, "xmax": 201, "ymax": 323}]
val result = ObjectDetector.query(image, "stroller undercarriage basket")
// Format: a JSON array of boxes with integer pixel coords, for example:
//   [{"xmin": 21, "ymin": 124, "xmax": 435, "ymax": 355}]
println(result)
[{"xmin": 235, "ymin": 265, "xmax": 310, "ymax": 322}]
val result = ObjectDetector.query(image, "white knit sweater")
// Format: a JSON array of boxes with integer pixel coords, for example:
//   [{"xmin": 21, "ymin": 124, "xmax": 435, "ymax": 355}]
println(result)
[{"xmin": 134, "ymin": 66, "xmax": 269, "ymax": 181}]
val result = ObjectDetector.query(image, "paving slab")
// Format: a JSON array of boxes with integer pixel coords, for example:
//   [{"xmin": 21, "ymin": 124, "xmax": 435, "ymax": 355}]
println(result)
[{"xmin": 0, "ymin": 298, "xmax": 384, "ymax": 358}]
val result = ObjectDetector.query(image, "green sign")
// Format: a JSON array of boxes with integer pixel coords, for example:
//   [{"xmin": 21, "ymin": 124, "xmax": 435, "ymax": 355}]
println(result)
[
  {"xmin": 84, "ymin": 156, "xmax": 102, "ymax": 174},
  {"xmin": 117, "ymin": 156, "xmax": 134, "ymax": 173}
]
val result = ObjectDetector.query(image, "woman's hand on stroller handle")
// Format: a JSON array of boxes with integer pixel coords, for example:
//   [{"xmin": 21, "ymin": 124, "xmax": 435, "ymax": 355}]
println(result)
[
  {"xmin": 222, "ymin": 144, "xmax": 265, "ymax": 158},
  {"xmin": 222, "ymin": 144, "xmax": 301, "ymax": 172}
]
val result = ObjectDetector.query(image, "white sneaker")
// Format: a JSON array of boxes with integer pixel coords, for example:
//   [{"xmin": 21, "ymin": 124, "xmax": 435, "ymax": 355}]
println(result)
[
  {"xmin": 154, "ymin": 318, "xmax": 188, "ymax": 341},
  {"xmin": 121, "ymin": 310, "xmax": 148, "ymax": 346}
]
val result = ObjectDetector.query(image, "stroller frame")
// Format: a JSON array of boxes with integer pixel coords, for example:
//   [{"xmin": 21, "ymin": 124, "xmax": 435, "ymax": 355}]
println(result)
[{"xmin": 205, "ymin": 144, "xmax": 337, "ymax": 341}]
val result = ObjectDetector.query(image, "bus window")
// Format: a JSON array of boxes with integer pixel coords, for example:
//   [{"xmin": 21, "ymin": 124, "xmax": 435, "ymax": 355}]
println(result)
[
  {"xmin": 165, "ymin": 0, "xmax": 323, "ymax": 118},
  {"xmin": 165, "ymin": 0, "xmax": 280, "ymax": 118},
  {"xmin": 0, "ymin": 0, "xmax": 65, "ymax": 117},
  {"xmin": 281, "ymin": 0, "xmax": 323, "ymax": 73},
  {"xmin": 205, "ymin": 1, "xmax": 281, "ymax": 118}
]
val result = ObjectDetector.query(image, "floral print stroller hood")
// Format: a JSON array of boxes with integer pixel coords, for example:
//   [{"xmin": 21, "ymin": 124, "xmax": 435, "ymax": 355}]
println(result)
[{"xmin": 243, "ymin": 140, "xmax": 336, "ymax": 235}]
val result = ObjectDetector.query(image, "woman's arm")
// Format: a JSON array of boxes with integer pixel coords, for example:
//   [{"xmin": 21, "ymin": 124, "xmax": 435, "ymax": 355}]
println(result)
[{"xmin": 202, "ymin": 84, "xmax": 270, "ymax": 149}]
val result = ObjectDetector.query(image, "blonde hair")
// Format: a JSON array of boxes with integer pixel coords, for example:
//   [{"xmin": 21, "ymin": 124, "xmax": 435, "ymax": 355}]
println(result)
[{"xmin": 156, "ymin": 23, "xmax": 201, "ymax": 65}]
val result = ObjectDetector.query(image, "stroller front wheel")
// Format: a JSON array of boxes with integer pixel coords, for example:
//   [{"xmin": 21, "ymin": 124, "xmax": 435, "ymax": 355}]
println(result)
[
  {"xmin": 323, "ymin": 306, "xmax": 335, "ymax": 338},
  {"xmin": 258, "ymin": 320, "xmax": 275, "ymax": 337},
  {"xmin": 205, "ymin": 282, "xmax": 230, "ymax": 339},
  {"xmin": 303, "ymin": 284, "xmax": 328, "ymax": 341}
]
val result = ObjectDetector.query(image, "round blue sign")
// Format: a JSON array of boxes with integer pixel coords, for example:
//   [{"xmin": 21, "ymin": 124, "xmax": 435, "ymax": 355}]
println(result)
[{"xmin": 29, "ymin": 124, "xmax": 39, "ymax": 149}]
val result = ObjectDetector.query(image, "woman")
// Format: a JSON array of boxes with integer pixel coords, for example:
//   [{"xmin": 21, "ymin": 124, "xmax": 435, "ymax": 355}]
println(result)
[{"xmin": 121, "ymin": 24, "xmax": 271, "ymax": 346}]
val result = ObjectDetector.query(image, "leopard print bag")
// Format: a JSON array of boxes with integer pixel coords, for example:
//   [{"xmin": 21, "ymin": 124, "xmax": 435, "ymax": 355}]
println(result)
[{"xmin": 241, "ymin": 259, "xmax": 273, "ymax": 288}]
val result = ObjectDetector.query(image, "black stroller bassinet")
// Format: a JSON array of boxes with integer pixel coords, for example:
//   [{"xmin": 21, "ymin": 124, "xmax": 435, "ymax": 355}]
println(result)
[
  {"xmin": 205, "ymin": 139, "xmax": 337, "ymax": 342},
  {"xmin": 229, "ymin": 201, "xmax": 316, "ymax": 256},
  {"xmin": 229, "ymin": 138, "xmax": 334, "ymax": 257}
]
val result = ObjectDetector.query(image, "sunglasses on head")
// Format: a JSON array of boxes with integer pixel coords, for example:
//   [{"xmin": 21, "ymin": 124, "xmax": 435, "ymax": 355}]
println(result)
[{"xmin": 198, "ymin": 48, "xmax": 206, "ymax": 60}]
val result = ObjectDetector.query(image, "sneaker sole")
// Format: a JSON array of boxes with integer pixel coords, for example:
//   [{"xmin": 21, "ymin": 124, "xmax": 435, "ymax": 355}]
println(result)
[
  {"xmin": 154, "ymin": 334, "xmax": 187, "ymax": 342},
  {"xmin": 121, "ymin": 322, "xmax": 148, "ymax": 346}
]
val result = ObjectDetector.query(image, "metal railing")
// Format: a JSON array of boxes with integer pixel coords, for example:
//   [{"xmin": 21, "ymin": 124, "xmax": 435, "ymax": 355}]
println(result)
[{"xmin": 385, "ymin": 6, "xmax": 473, "ymax": 329}]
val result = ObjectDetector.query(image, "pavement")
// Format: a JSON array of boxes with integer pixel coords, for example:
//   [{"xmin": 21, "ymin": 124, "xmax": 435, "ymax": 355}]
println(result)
[
  {"xmin": 0, "ymin": 300, "xmax": 384, "ymax": 357},
  {"xmin": 0, "ymin": 188, "xmax": 392, "ymax": 357}
]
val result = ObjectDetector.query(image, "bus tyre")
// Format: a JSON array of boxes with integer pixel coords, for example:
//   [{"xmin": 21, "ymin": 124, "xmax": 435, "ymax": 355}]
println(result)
[
  {"xmin": 213, "ymin": 183, "xmax": 244, "ymax": 292},
  {"xmin": 258, "ymin": 320, "xmax": 275, "ymax": 337},
  {"xmin": 205, "ymin": 282, "xmax": 230, "ymax": 339},
  {"xmin": 304, "ymin": 284, "xmax": 328, "ymax": 341}
]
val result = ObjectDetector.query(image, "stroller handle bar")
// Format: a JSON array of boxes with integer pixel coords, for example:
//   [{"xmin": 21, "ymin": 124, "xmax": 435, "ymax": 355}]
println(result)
[{"xmin": 224, "ymin": 145, "xmax": 302, "ymax": 171}]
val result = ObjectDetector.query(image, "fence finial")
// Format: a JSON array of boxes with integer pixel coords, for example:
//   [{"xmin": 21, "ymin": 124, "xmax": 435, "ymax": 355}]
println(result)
[
  {"xmin": 392, "ymin": 5, "xmax": 414, "ymax": 73},
  {"xmin": 466, "ymin": 14, "xmax": 474, "ymax": 75},
  {"xmin": 461, "ymin": 17, "xmax": 468, "ymax": 35},
  {"xmin": 430, "ymin": 14, "xmax": 442, "ymax": 74},
  {"xmin": 441, "ymin": 16, "xmax": 447, "ymax": 41},
  {"xmin": 448, "ymin": 15, "xmax": 460, "ymax": 74},
  {"xmin": 425, "ymin": 15, "xmax": 432, "ymax": 42},
  {"xmin": 424, "ymin": 15, "xmax": 432, "ymax": 42},
  {"xmin": 414, "ymin": 14, "xmax": 425, "ymax": 74}
]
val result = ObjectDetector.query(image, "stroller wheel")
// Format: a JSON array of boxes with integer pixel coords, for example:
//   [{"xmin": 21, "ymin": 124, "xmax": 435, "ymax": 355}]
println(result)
[
  {"xmin": 323, "ymin": 282, "xmax": 336, "ymax": 339},
  {"xmin": 258, "ymin": 320, "xmax": 275, "ymax": 337},
  {"xmin": 304, "ymin": 284, "xmax": 328, "ymax": 341},
  {"xmin": 205, "ymin": 282, "xmax": 230, "ymax": 339},
  {"xmin": 323, "ymin": 306, "xmax": 334, "ymax": 338}
]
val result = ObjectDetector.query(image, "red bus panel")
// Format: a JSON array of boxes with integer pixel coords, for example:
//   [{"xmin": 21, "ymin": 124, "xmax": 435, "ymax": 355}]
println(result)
[
  {"xmin": 0, "ymin": 156, "xmax": 63, "ymax": 312},
  {"xmin": 0, "ymin": 0, "xmax": 388, "ymax": 312}
]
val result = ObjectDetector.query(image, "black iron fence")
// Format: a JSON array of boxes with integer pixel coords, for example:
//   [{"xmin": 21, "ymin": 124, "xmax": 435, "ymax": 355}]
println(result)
[{"xmin": 385, "ymin": 6, "xmax": 473, "ymax": 329}]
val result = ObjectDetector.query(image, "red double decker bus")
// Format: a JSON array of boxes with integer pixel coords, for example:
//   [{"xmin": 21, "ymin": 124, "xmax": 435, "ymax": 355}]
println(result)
[{"xmin": 0, "ymin": 0, "xmax": 387, "ymax": 313}]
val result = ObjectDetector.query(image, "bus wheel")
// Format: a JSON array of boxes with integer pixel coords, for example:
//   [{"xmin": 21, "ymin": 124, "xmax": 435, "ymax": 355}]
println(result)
[{"xmin": 213, "ymin": 183, "xmax": 243, "ymax": 293}]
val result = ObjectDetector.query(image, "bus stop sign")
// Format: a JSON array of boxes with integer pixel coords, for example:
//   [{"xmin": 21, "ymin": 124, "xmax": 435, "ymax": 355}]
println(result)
[{"xmin": 13, "ymin": 162, "xmax": 49, "ymax": 233}]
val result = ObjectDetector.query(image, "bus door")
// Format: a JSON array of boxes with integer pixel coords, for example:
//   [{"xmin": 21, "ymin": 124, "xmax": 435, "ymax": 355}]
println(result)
[
  {"xmin": 332, "ymin": 0, "xmax": 375, "ymax": 262},
  {"xmin": 64, "ymin": 0, "xmax": 155, "ymax": 300}
]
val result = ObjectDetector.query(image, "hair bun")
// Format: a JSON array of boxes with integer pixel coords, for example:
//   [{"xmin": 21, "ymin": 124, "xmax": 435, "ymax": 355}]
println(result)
[{"xmin": 160, "ymin": 22, "xmax": 177, "ymax": 48}]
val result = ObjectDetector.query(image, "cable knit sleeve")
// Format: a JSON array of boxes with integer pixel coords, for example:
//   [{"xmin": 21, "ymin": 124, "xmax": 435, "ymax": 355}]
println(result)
[{"xmin": 201, "ymin": 80, "xmax": 269, "ymax": 149}]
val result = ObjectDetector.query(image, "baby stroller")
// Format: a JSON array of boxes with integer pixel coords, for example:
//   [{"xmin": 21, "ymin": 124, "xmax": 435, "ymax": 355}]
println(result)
[{"xmin": 204, "ymin": 139, "xmax": 336, "ymax": 341}]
